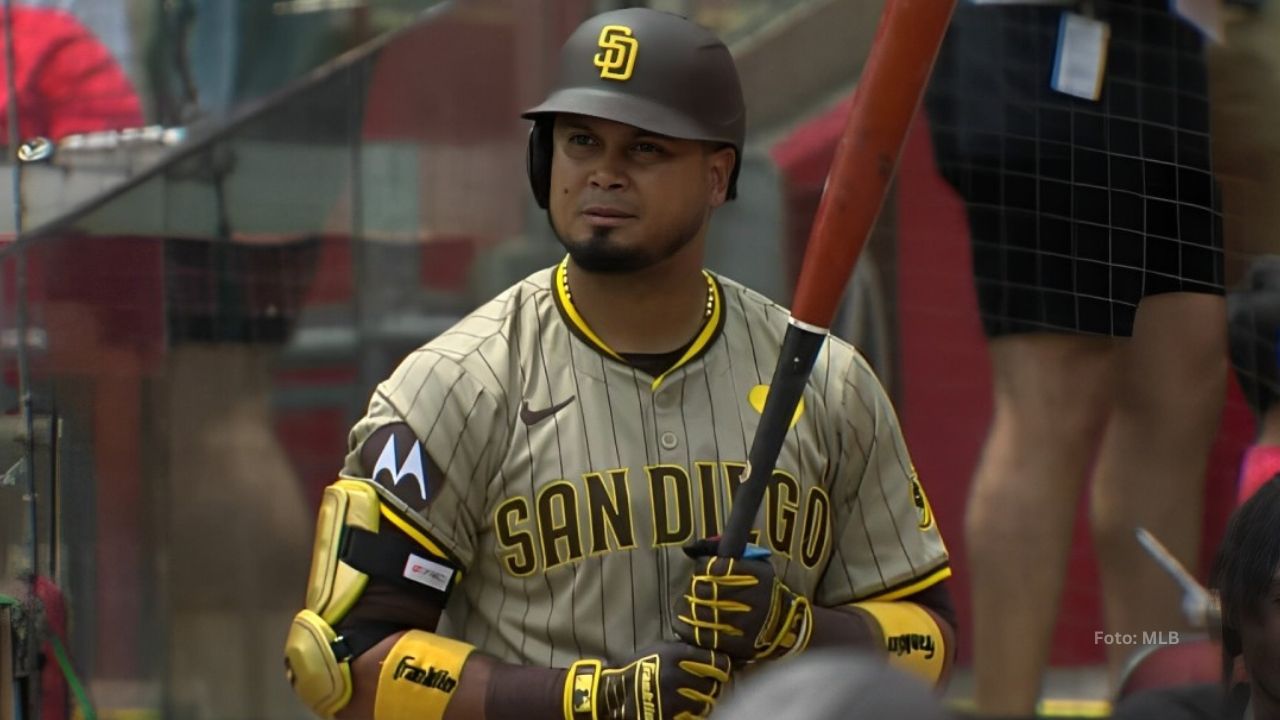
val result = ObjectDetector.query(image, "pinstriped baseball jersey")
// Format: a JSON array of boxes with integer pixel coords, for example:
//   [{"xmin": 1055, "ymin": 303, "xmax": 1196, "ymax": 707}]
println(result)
[{"xmin": 342, "ymin": 258, "xmax": 949, "ymax": 668}]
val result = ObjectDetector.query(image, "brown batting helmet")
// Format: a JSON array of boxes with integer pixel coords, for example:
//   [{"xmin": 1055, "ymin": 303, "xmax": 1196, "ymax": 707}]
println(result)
[{"xmin": 523, "ymin": 7, "xmax": 746, "ymax": 208}]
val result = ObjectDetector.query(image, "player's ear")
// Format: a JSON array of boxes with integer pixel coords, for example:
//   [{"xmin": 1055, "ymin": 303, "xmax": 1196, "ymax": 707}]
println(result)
[{"xmin": 706, "ymin": 144, "xmax": 736, "ymax": 208}]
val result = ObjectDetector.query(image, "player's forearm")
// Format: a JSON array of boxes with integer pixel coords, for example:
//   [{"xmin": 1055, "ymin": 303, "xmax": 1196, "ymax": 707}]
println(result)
[
  {"xmin": 808, "ymin": 603, "xmax": 956, "ymax": 686},
  {"xmin": 807, "ymin": 604, "xmax": 881, "ymax": 650},
  {"xmin": 481, "ymin": 660, "xmax": 568, "ymax": 720},
  {"xmin": 339, "ymin": 631, "xmax": 567, "ymax": 720}
]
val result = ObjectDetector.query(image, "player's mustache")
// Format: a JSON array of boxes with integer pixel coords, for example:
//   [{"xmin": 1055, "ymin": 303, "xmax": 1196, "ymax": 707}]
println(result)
[{"xmin": 576, "ymin": 196, "xmax": 638, "ymax": 216}]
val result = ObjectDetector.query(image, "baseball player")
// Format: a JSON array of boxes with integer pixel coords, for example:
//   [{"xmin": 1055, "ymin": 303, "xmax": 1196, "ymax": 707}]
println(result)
[{"xmin": 283, "ymin": 8, "xmax": 956, "ymax": 720}]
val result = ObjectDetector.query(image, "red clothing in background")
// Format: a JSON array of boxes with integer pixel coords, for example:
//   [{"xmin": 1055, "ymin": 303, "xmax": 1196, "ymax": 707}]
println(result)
[
  {"xmin": 1238, "ymin": 443, "xmax": 1280, "ymax": 504},
  {"xmin": 0, "ymin": 5, "xmax": 142, "ymax": 141},
  {"xmin": 0, "ymin": 6, "xmax": 162, "ymax": 361},
  {"xmin": 34, "ymin": 575, "xmax": 69, "ymax": 720}
]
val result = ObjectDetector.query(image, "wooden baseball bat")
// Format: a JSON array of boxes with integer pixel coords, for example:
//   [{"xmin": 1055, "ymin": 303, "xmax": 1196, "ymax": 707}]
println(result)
[{"xmin": 719, "ymin": 0, "xmax": 957, "ymax": 558}]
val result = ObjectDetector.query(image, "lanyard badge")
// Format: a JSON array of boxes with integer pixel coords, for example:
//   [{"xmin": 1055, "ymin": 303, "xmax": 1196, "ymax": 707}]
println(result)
[{"xmin": 1051, "ymin": 9, "xmax": 1110, "ymax": 101}]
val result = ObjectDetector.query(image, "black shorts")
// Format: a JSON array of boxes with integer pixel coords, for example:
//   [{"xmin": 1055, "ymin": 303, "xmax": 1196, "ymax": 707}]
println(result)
[{"xmin": 925, "ymin": 0, "xmax": 1224, "ymax": 338}]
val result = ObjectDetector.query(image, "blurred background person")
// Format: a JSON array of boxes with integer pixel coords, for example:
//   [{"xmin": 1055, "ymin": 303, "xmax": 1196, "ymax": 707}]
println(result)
[
  {"xmin": 925, "ymin": 0, "xmax": 1228, "ymax": 714},
  {"xmin": 0, "ymin": 6, "xmax": 144, "ymax": 720},
  {"xmin": 1101, "ymin": 253, "xmax": 1280, "ymax": 712},
  {"xmin": 1111, "ymin": 474, "xmax": 1280, "ymax": 720},
  {"xmin": 1227, "ymin": 256, "xmax": 1280, "ymax": 502},
  {"xmin": 1208, "ymin": 0, "xmax": 1280, "ymax": 287},
  {"xmin": 140, "ymin": 3, "xmax": 353, "ymax": 718},
  {"xmin": 0, "ymin": 3, "xmax": 142, "ymax": 142}
]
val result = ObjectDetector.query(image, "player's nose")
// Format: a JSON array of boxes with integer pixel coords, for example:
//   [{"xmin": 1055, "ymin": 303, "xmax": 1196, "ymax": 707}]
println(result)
[
  {"xmin": 588, "ymin": 166, "xmax": 628, "ymax": 192},
  {"xmin": 586, "ymin": 150, "xmax": 630, "ymax": 192}
]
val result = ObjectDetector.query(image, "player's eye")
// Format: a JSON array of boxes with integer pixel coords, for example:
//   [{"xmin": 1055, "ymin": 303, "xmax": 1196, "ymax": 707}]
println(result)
[
  {"xmin": 567, "ymin": 133, "xmax": 597, "ymax": 147},
  {"xmin": 632, "ymin": 141, "xmax": 665, "ymax": 155}
]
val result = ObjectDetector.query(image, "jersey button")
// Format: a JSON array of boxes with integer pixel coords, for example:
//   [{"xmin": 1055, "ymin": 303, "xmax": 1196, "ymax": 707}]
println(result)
[{"xmin": 660, "ymin": 431, "xmax": 679, "ymax": 450}]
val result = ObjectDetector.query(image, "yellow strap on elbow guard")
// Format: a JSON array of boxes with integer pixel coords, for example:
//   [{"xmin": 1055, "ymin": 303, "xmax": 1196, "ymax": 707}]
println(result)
[
  {"xmin": 853, "ymin": 601, "xmax": 946, "ymax": 684},
  {"xmin": 374, "ymin": 630, "xmax": 474, "ymax": 720}
]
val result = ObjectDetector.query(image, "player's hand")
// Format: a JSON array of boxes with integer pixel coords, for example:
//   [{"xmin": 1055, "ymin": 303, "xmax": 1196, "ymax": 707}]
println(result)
[
  {"xmin": 564, "ymin": 642, "xmax": 730, "ymax": 720},
  {"xmin": 673, "ymin": 538, "xmax": 813, "ymax": 662}
]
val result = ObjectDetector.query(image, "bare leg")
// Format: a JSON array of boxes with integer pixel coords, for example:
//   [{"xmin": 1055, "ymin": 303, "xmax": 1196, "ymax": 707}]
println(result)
[
  {"xmin": 970, "ymin": 334, "xmax": 1118, "ymax": 716},
  {"xmin": 1090, "ymin": 292, "xmax": 1227, "ymax": 688},
  {"xmin": 160, "ymin": 346, "xmax": 312, "ymax": 719}
]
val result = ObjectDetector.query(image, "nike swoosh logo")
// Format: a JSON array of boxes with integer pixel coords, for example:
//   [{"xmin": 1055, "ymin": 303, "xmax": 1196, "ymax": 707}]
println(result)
[{"xmin": 519, "ymin": 395, "xmax": 576, "ymax": 426}]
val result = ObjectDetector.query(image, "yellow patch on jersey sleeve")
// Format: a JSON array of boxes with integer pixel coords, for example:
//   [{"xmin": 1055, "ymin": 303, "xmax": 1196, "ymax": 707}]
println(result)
[{"xmin": 911, "ymin": 471, "xmax": 935, "ymax": 530}]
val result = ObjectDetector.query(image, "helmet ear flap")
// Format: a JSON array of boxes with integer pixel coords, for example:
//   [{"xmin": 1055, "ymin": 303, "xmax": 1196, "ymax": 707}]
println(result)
[
  {"xmin": 526, "ymin": 119, "xmax": 554, "ymax": 209},
  {"xmin": 726, "ymin": 152, "xmax": 740, "ymax": 202}
]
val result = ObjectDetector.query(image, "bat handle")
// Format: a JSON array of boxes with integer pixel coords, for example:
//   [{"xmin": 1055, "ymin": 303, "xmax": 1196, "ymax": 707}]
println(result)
[{"xmin": 719, "ymin": 321, "xmax": 828, "ymax": 558}]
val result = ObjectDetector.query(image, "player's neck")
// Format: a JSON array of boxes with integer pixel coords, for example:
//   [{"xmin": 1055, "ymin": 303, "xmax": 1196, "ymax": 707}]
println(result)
[{"xmin": 565, "ymin": 245, "xmax": 711, "ymax": 355}]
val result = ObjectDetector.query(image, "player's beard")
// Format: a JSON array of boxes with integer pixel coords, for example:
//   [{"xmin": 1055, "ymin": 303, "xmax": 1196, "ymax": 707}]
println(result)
[{"xmin": 552, "ymin": 213, "xmax": 704, "ymax": 274}]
